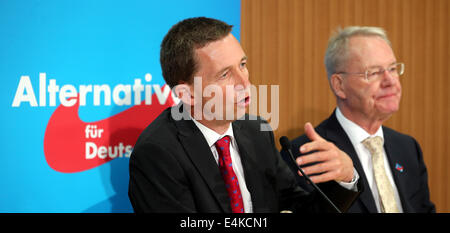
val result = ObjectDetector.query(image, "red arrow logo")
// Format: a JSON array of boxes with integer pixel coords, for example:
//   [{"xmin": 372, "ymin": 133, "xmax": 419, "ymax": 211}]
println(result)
[{"xmin": 43, "ymin": 85, "xmax": 175, "ymax": 173}]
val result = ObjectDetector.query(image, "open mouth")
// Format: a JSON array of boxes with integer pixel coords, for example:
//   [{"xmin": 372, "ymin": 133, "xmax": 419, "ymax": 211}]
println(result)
[{"xmin": 237, "ymin": 96, "xmax": 251, "ymax": 107}]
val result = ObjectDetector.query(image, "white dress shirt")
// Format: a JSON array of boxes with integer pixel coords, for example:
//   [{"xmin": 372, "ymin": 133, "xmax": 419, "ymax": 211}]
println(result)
[
  {"xmin": 335, "ymin": 107, "xmax": 403, "ymax": 213},
  {"xmin": 191, "ymin": 119, "xmax": 253, "ymax": 213}
]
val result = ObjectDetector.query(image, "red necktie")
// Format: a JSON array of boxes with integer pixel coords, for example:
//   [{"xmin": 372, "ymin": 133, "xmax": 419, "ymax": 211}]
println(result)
[{"xmin": 215, "ymin": 136, "xmax": 244, "ymax": 213}]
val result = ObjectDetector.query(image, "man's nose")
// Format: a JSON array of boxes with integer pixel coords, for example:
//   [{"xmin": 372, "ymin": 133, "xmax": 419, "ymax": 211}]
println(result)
[
  {"xmin": 380, "ymin": 69, "xmax": 398, "ymax": 86},
  {"xmin": 234, "ymin": 69, "xmax": 250, "ymax": 90}
]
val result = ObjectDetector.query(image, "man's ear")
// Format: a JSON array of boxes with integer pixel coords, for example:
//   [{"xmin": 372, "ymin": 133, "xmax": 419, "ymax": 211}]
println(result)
[
  {"xmin": 173, "ymin": 83, "xmax": 194, "ymax": 106},
  {"xmin": 330, "ymin": 74, "xmax": 346, "ymax": 99}
]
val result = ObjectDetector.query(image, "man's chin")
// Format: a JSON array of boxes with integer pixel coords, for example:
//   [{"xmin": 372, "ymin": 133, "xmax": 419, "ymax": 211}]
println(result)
[
  {"xmin": 224, "ymin": 111, "xmax": 247, "ymax": 121},
  {"xmin": 377, "ymin": 106, "xmax": 399, "ymax": 119}
]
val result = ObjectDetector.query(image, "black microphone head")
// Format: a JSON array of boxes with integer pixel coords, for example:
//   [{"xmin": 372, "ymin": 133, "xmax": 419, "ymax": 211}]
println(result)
[{"xmin": 279, "ymin": 136, "xmax": 291, "ymax": 150}]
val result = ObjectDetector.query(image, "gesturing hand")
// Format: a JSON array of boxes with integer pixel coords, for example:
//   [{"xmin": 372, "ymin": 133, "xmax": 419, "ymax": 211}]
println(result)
[{"xmin": 296, "ymin": 122, "xmax": 354, "ymax": 183}]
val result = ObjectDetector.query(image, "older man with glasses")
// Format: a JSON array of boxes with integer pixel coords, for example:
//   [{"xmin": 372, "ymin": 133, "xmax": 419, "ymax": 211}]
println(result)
[{"xmin": 284, "ymin": 26, "xmax": 435, "ymax": 213}]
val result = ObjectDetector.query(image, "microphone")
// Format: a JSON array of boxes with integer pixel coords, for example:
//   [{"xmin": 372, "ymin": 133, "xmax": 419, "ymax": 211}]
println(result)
[{"xmin": 279, "ymin": 136, "xmax": 342, "ymax": 213}]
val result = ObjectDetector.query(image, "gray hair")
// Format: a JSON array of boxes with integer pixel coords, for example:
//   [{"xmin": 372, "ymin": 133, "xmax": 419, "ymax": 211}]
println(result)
[{"xmin": 324, "ymin": 26, "xmax": 392, "ymax": 80}]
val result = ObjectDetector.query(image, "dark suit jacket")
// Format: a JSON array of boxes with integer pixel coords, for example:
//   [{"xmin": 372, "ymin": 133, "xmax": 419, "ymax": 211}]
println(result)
[
  {"xmin": 128, "ymin": 105, "xmax": 361, "ymax": 213},
  {"xmin": 285, "ymin": 110, "xmax": 435, "ymax": 213}
]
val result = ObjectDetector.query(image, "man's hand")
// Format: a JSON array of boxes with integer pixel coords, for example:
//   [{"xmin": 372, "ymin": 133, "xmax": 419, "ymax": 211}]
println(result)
[{"xmin": 296, "ymin": 122, "xmax": 354, "ymax": 183}]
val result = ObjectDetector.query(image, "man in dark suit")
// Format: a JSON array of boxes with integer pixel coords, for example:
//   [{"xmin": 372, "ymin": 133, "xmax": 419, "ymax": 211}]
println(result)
[
  {"xmin": 286, "ymin": 26, "xmax": 435, "ymax": 213},
  {"xmin": 128, "ymin": 17, "xmax": 361, "ymax": 213}
]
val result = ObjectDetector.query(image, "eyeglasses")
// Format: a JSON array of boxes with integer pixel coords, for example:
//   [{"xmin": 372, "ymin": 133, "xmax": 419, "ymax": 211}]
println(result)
[{"xmin": 336, "ymin": 62, "xmax": 405, "ymax": 82}]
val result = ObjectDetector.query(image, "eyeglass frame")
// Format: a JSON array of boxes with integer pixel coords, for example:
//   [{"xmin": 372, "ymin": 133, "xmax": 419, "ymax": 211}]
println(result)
[{"xmin": 335, "ymin": 62, "xmax": 405, "ymax": 82}]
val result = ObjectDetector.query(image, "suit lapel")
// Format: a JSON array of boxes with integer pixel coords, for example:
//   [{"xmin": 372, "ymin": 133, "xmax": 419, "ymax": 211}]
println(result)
[
  {"xmin": 323, "ymin": 112, "xmax": 378, "ymax": 212},
  {"xmin": 383, "ymin": 129, "xmax": 413, "ymax": 212},
  {"xmin": 172, "ymin": 106, "xmax": 231, "ymax": 212},
  {"xmin": 232, "ymin": 120, "xmax": 267, "ymax": 212}
]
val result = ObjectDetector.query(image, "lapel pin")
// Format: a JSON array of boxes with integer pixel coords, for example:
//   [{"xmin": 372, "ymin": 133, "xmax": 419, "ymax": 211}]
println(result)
[{"xmin": 395, "ymin": 163, "xmax": 404, "ymax": 173}]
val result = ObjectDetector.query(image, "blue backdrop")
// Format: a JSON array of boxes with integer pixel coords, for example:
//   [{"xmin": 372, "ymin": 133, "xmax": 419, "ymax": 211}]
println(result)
[{"xmin": 0, "ymin": 0, "xmax": 240, "ymax": 213}]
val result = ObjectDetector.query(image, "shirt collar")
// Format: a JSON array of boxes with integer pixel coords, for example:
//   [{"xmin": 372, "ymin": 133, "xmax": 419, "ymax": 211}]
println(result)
[
  {"xmin": 191, "ymin": 118, "xmax": 235, "ymax": 148},
  {"xmin": 335, "ymin": 107, "xmax": 384, "ymax": 145}
]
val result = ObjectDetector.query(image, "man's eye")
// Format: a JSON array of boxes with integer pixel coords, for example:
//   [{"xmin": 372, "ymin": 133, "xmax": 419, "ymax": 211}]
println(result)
[
  {"xmin": 220, "ymin": 71, "xmax": 229, "ymax": 79},
  {"xmin": 240, "ymin": 62, "xmax": 247, "ymax": 69},
  {"xmin": 368, "ymin": 70, "xmax": 379, "ymax": 76}
]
